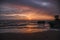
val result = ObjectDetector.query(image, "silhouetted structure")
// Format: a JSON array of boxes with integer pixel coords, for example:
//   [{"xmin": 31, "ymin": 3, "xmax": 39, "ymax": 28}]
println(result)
[
  {"xmin": 37, "ymin": 21, "xmax": 45, "ymax": 28},
  {"xmin": 49, "ymin": 15, "xmax": 60, "ymax": 29},
  {"xmin": 37, "ymin": 21, "xmax": 45, "ymax": 24}
]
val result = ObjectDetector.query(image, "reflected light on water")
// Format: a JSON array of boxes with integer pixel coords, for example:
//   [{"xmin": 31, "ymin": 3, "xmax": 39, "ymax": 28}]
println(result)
[
  {"xmin": 0, "ymin": 23, "xmax": 50, "ymax": 33},
  {"xmin": 19, "ymin": 25, "xmax": 49, "ymax": 33},
  {"xmin": 19, "ymin": 28, "xmax": 48, "ymax": 33}
]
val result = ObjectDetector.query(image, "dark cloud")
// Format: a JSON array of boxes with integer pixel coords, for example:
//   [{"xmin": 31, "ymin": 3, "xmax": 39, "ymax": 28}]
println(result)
[
  {"xmin": 0, "ymin": 0, "xmax": 59, "ymax": 15},
  {"xmin": 0, "ymin": 0, "xmax": 59, "ymax": 20}
]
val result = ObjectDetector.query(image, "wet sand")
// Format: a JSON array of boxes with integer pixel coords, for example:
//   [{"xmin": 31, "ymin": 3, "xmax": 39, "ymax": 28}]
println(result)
[{"xmin": 0, "ymin": 30, "xmax": 60, "ymax": 40}]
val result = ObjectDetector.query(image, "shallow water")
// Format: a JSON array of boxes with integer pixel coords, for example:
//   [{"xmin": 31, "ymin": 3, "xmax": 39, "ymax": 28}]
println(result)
[{"xmin": 0, "ymin": 23, "xmax": 50, "ymax": 33}]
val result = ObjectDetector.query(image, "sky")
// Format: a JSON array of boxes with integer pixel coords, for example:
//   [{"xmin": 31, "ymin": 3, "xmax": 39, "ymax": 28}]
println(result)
[{"xmin": 0, "ymin": 0, "xmax": 60, "ymax": 20}]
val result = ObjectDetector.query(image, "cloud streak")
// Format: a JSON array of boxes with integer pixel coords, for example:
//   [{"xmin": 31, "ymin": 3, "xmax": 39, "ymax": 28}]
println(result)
[{"xmin": 0, "ymin": 0, "xmax": 59, "ymax": 20}]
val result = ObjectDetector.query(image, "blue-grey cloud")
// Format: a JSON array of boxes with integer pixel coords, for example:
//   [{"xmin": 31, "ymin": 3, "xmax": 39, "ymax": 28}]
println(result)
[{"xmin": 0, "ymin": 0, "xmax": 59, "ymax": 14}]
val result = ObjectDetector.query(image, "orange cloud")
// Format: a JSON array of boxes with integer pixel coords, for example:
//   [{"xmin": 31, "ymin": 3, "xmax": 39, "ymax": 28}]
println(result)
[{"xmin": 1, "ymin": 4, "xmax": 54, "ymax": 20}]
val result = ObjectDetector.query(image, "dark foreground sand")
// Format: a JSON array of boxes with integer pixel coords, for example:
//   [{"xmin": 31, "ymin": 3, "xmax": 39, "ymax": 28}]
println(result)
[{"xmin": 0, "ymin": 30, "xmax": 60, "ymax": 40}]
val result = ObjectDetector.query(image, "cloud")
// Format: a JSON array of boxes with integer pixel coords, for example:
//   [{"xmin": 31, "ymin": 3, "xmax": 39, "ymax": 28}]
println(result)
[
  {"xmin": 0, "ymin": 0, "xmax": 59, "ymax": 14},
  {"xmin": 0, "ymin": 0, "xmax": 59, "ymax": 20}
]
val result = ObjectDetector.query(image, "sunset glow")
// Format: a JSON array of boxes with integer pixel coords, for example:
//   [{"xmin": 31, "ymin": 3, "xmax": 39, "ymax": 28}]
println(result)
[
  {"xmin": 0, "ymin": 0, "xmax": 59, "ymax": 34},
  {"xmin": 0, "ymin": 4, "xmax": 55, "ymax": 20}
]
